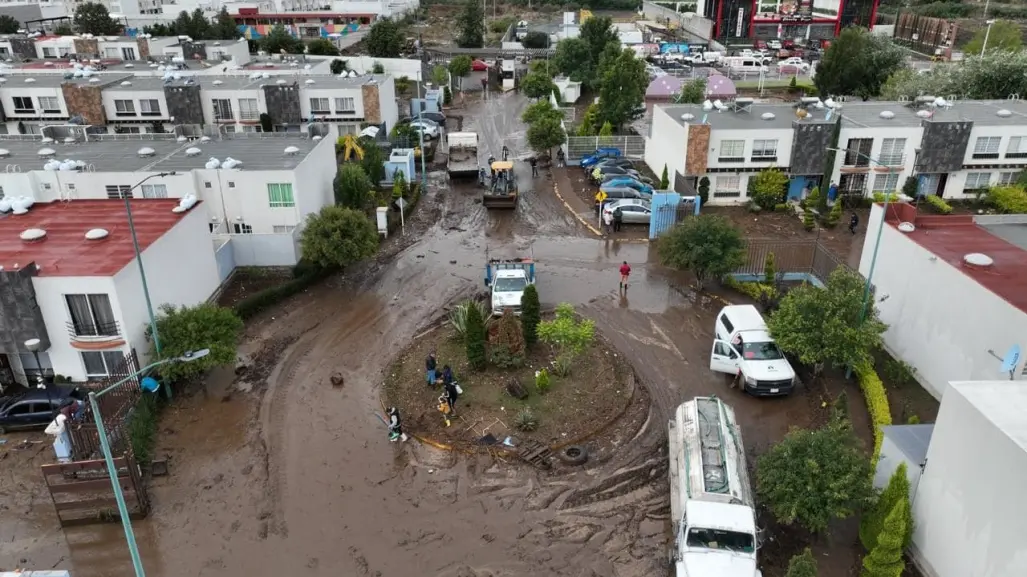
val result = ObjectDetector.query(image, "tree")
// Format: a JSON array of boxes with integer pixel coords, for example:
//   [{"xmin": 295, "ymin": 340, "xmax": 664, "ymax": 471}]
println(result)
[
  {"xmin": 74, "ymin": 2, "xmax": 121, "ymax": 35},
  {"xmin": 597, "ymin": 48, "xmax": 647, "ymax": 130},
  {"xmin": 521, "ymin": 100, "xmax": 561, "ymax": 125},
  {"xmin": 150, "ymin": 303, "xmax": 243, "ymax": 383},
  {"xmin": 861, "ymin": 463, "xmax": 913, "ymax": 550},
  {"xmin": 360, "ymin": 140, "xmax": 386, "ymax": 186},
  {"xmin": 767, "ymin": 268, "xmax": 888, "ymax": 376},
  {"xmin": 521, "ymin": 70, "xmax": 557, "ymax": 100},
  {"xmin": 815, "ymin": 27, "xmax": 903, "ymax": 100},
  {"xmin": 334, "ymin": 164, "xmax": 375, "ymax": 209},
  {"xmin": 0, "ymin": 15, "xmax": 20, "ymax": 34},
  {"xmin": 861, "ymin": 500, "xmax": 908, "ymax": 577},
  {"xmin": 697, "ymin": 176, "xmax": 710, "ymax": 206},
  {"xmin": 598, "ymin": 121, "xmax": 614, "ymax": 137},
  {"xmin": 660, "ymin": 165, "xmax": 670, "ymax": 189},
  {"xmin": 299, "ymin": 206, "xmax": 379, "ymax": 269},
  {"xmin": 526, "ymin": 114, "xmax": 566, "ymax": 156},
  {"xmin": 464, "ymin": 299, "xmax": 487, "ymax": 370},
  {"xmin": 749, "ymin": 167, "xmax": 789, "ymax": 209},
  {"xmin": 786, "ymin": 548, "xmax": 818, "ymax": 577},
  {"xmin": 431, "ymin": 65, "xmax": 449, "ymax": 87},
  {"xmin": 306, "ymin": 38, "xmax": 340, "ymax": 56},
  {"xmin": 330, "ymin": 58, "xmax": 348, "ymax": 75},
  {"xmin": 449, "ymin": 55, "xmax": 473, "ymax": 90},
  {"xmin": 552, "ymin": 38, "xmax": 594, "ymax": 85},
  {"xmin": 657, "ymin": 216, "xmax": 745, "ymax": 290},
  {"xmin": 763, "ymin": 252, "xmax": 777, "ymax": 285},
  {"xmin": 456, "ymin": 0, "xmax": 485, "ymax": 48},
  {"xmin": 756, "ymin": 422, "xmax": 874, "ymax": 533},
  {"xmin": 260, "ymin": 24, "xmax": 302, "ymax": 54},
  {"xmin": 538, "ymin": 303, "xmax": 595, "ymax": 369},
  {"xmin": 580, "ymin": 16, "xmax": 619, "ymax": 86},
  {"xmin": 522, "ymin": 31, "xmax": 549, "ymax": 49},
  {"xmin": 173, "ymin": 10, "xmax": 194, "ymax": 37},
  {"xmin": 189, "ymin": 8, "xmax": 211, "ymax": 40},
  {"xmin": 372, "ymin": 61, "xmax": 385, "ymax": 74},
  {"xmin": 964, "ymin": 19, "xmax": 1022, "ymax": 55},
  {"xmin": 678, "ymin": 78, "xmax": 707, "ymax": 104},
  {"xmin": 521, "ymin": 284, "xmax": 541, "ymax": 347},
  {"xmin": 392, "ymin": 169, "xmax": 407, "ymax": 200},
  {"xmin": 576, "ymin": 103, "xmax": 600, "ymax": 136},
  {"xmin": 213, "ymin": 7, "xmax": 238, "ymax": 39},
  {"xmin": 901, "ymin": 176, "xmax": 919, "ymax": 199},
  {"xmin": 54, "ymin": 24, "xmax": 74, "ymax": 36},
  {"xmin": 881, "ymin": 51, "xmax": 1027, "ymax": 101},
  {"xmin": 366, "ymin": 18, "xmax": 402, "ymax": 58}
]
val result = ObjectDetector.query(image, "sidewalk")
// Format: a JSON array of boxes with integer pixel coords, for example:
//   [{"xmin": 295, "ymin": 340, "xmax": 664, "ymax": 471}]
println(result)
[{"xmin": 552, "ymin": 165, "xmax": 602, "ymax": 236}]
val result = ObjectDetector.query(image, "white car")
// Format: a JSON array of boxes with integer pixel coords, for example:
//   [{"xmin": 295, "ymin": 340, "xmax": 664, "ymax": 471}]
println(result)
[
  {"xmin": 767, "ymin": 39, "xmax": 782, "ymax": 50},
  {"xmin": 777, "ymin": 57, "xmax": 810, "ymax": 73},
  {"xmin": 408, "ymin": 120, "xmax": 440, "ymax": 140}
]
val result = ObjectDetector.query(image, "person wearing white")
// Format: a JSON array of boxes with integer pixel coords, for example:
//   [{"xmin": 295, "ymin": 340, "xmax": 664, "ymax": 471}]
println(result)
[{"xmin": 45, "ymin": 412, "xmax": 72, "ymax": 463}]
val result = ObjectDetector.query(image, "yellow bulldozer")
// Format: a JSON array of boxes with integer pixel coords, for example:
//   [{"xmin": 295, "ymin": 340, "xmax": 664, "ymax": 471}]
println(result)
[{"xmin": 483, "ymin": 160, "xmax": 518, "ymax": 209}]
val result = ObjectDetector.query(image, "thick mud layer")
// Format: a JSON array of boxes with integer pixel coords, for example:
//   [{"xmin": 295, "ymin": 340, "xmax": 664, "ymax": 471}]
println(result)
[{"xmin": 0, "ymin": 92, "xmax": 869, "ymax": 577}]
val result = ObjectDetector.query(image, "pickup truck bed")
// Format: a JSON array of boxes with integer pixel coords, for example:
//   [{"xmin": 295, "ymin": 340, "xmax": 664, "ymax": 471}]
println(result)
[{"xmin": 447, "ymin": 131, "xmax": 479, "ymax": 178}]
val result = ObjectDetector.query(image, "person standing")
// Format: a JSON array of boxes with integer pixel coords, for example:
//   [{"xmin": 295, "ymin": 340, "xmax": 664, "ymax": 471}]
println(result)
[
  {"xmin": 613, "ymin": 207, "xmax": 623, "ymax": 232},
  {"xmin": 530, "ymin": 156, "xmax": 538, "ymax": 177},
  {"xmin": 619, "ymin": 261, "xmax": 631, "ymax": 291},
  {"xmin": 556, "ymin": 148, "xmax": 565, "ymax": 167},
  {"xmin": 44, "ymin": 409, "xmax": 72, "ymax": 463},
  {"xmin": 849, "ymin": 212, "xmax": 860, "ymax": 235},
  {"xmin": 387, "ymin": 407, "xmax": 407, "ymax": 442},
  {"xmin": 441, "ymin": 365, "xmax": 458, "ymax": 416},
  {"xmin": 425, "ymin": 350, "xmax": 437, "ymax": 386},
  {"xmin": 603, "ymin": 208, "xmax": 614, "ymax": 236},
  {"xmin": 502, "ymin": 145, "xmax": 510, "ymax": 161}
]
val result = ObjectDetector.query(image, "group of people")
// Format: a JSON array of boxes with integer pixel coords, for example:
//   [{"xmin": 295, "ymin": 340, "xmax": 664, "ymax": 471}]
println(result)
[
  {"xmin": 425, "ymin": 351, "xmax": 460, "ymax": 420},
  {"xmin": 594, "ymin": 190, "xmax": 624, "ymax": 235}
]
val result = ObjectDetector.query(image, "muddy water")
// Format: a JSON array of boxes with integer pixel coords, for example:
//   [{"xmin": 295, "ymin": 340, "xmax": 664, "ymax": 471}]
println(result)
[{"xmin": 0, "ymin": 92, "xmax": 849, "ymax": 577}]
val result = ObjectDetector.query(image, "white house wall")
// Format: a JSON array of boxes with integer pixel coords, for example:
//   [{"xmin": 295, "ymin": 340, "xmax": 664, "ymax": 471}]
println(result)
[
  {"xmin": 112, "ymin": 203, "xmax": 219, "ymax": 365},
  {"xmin": 292, "ymin": 132, "xmax": 337, "ymax": 223},
  {"xmin": 300, "ymin": 86, "xmax": 366, "ymax": 120},
  {"xmin": 101, "ymin": 88, "xmax": 170, "ymax": 121},
  {"xmin": 859, "ymin": 204, "xmax": 1027, "ymax": 399},
  {"xmin": 910, "ymin": 383, "xmax": 1027, "ymax": 577},
  {"xmin": 31, "ymin": 275, "xmax": 121, "ymax": 382},
  {"xmin": 643, "ymin": 106, "xmax": 686, "ymax": 186},
  {"xmin": 829, "ymin": 124, "xmax": 923, "ymax": 191},
  {"xmin": 377, "ymin": 75, "xmax": 398, "ymax": 130}
]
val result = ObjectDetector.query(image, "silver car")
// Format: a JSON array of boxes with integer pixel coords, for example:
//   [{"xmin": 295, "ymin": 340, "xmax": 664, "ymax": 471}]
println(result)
[{"xmin": 603, "ymin": 198, "xmax": 652, "ymax": 224}]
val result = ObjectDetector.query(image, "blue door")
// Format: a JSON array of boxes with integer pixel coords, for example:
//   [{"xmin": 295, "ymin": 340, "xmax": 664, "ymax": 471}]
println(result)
[
  {"xmin": 649, "ymin": 192, "xmax": 682, "ymax": 239},
  {"xmin": 788, "ymin": 176, "xmax": 816, "ymax": 200}
]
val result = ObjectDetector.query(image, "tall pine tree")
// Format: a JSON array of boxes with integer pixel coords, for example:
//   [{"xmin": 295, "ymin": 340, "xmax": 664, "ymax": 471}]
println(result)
[
  {"xmin": 464, "ymin": 301, "xmax": 487, "ymax": 370},
  {"xmin": 860, "ymin": 463, "xmax": 912, "ymax": 550},
  {"xmin": 521, "ymin": 284, "xmax": 541, "ymax": 347},
  {"xmin": 861, "ymin": 499, "xmax": 908, "ymax": 577}
]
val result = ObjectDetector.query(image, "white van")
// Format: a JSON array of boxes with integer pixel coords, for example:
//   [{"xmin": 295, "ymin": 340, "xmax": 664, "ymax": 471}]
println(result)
[
  {"xmin": 721, "ymin": 56, "xmax": 769, "ymax": 73},
  {"xmin": 710, "ymin": 305, "xmax": 797, "ymax": 396}
]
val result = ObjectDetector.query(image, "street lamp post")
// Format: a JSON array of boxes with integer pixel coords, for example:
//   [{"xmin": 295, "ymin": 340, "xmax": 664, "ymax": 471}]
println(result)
[
  {"xmin": 90, "ymin": 348, "xmax": 210, "ymax": 577},
  {"xmin": 980, "ymin": 19, "xmax": 996, "ymax": 57},
  {"xmin": 123, "ymin": 172, "xmax": 177, "ymax": 384}
]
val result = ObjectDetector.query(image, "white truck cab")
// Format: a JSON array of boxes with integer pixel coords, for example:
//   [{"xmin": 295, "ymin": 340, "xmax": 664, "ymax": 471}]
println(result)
[
  {"xmin": 484, "ymin": 254, "xmax": 535, "ymax": 316},
  {"xmin": 670, "ymin": 397, "xmax": 762, "ymax": 577},
  {"xmin": 710, "ymin": 305, "xmax": 796, "ymax": 396}
]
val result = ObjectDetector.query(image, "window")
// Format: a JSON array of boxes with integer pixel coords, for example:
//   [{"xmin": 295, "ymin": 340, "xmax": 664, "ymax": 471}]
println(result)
[
  {"xmin": 839, "ymin": 173, "xmax": 867, "ymax": 193},
  {"xmin": 999, "ymin": 171, "xmax": 1018, "ymax": 185},
  {"xmin": 223, "ymin": 125, "xmax": 237, "ymax": 133},
  {"xmin": 12, "ymin": 96, "xmax": 33, "ymax": 113},
  {"xmin": 140, "ymin": 183, "xmax": 167, "ymax": 198},
  {"xmin": 713, "ymin": 174, "xmax": 741, "ymax": 197},
  {"xmin": 719, "ymin": 314, "xmax": 734, "ymax": 333},
  {"xmin": 121, "ymin": 47, "xmax": 137, "ymax": 60},
  {"xmin": 872, "ymin": 173, "xmax": 900, "ymax": 193},
  {"xmin": 139, "ymin": 99, "xmax": 161, "ymax": 116},
  {"xmin": 228, "ymin": 181, "xmax": 236, "ymax": 188},
  {"xmin": 204, "ymin": 181, "xmax": 212, "ymax": 188},
  {"xmin": 104, "ymin": 47, "xmax": 121, "ymax": 59},
  {"xmin": 105, "ymin": 185, "xmax": 132, "ymax": 199},
  {"xmin": 879, "ymin": 138, "xmax": 905, "ymax": 165},
  {"xmin": 973, "ymin": 137, "xmax": 1001, "ymax": 159},
  {"xmin": 717, "ymin": 140, "xmax": 745, "ymax": 162},
  {"xmin": 233, "ymin": 222, "xmax": 253, "ymax": 234},
  {"xmin": 42, "ymin": 47, "xmax": 56, "ymax": 58},
  {"xmin": 309, "ymin": 98, "xmax": 330, "ymax": 113},
  {"xmin": 267, "ymin": 183, "xmax": 295, "ymax": 207},
  {"xmin": 238, "ymin": 98, "xmax": 259, "ymax": 120},
  {"xmin": 843, "ymin": 138, "xmax": 873, "ymax": 166},
  {"xmin": 0, "ymin": 185, "xmax": 4, "ymax": 198},
  {"xmin": 1006, "ymin": 137, "xmax": 1027, "ymax": 159},
  {"xmin": 750, "ymin": 139, "xmax": 777, "ymax": 161},
  {"xmin": 81, "ymin": 350, "xmax": 127, "ymax": 378},
  {"xmin": 964, "ymin": 172, "xmax": 992, "ymax": 191},
  {"xmin": 38, "ymin": 96, "xmax": 60, "ymax": 114},
  {"xmin": 212, "ymin": 99, "xmax": 233, "ymax": 121},
  {"xmin": 114, "ymin": 99, "xmax": 135, "ymax": 116},
  {"xmin": 334, "ymin": 97, "xmax": 355, "ymax": 113},
  {"xmin": 65, "ymin": 294, "xmax": 118, "ymax": 337},
  {"xmin": 273, "ymin": 225, "xmax": 297, "ymax": 234}
]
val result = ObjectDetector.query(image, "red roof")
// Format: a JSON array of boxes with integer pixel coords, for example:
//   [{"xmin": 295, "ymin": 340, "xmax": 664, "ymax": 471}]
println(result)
[
  {"xmin": 0, "ymin": 199, "xmax": 194, "ymax": 277},
  {"xmin": 885, "ymin": 203, "xmax": 1027, "ymax": 315}
]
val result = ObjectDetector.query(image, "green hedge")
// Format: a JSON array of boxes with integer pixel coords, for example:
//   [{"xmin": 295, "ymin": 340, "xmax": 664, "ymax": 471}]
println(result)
[
  {"xmin": 854, "ymin": 360, "xmax": 892, "ymax": 463},
  {"xmin": 987, "ymin": 186, "xmax": 1027, "ymax": 214},
  {"xmin": 233, "ymin": 265, "xmax": 335, "ymax": 320},
  {"xmin": 723, "ymin": 277, "xmax": 778, "ymax": 302},
  {"xmin": 922, "ymin": 194, "xmax": 952, "ymax": 215},
  {"xmin": 386, "ymin": 182, "xmax": 422, "ymax": 233}
]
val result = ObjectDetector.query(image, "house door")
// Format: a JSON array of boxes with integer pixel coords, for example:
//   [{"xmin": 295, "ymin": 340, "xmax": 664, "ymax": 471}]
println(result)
[{"xmin": 788, "ymin": 176, "xmax": 816, "ymax": 199}]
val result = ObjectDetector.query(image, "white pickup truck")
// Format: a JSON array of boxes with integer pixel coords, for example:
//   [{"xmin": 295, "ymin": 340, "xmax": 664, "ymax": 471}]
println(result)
[
  {"xmin": 483, "ymin": 254, "xmax": 535, "ymax": 316},
  {"xmin": 669, "ymin": 396, "xmax": 762, "ymax": 577},
  {"xmin": 710, "ymin": 305, "xmax": 797, "ymax": 396}
]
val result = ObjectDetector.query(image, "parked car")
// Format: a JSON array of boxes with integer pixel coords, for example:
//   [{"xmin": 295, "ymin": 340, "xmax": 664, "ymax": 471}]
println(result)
[
  {"xmin": 599, "ymin": 186, "xmax": 647, "ymax": 201},
  {"xmin": 604, "ymin": 177, "xmax": 654, "ymax": 195},
  {"xmin": 600, "ymin": 172, "xmax": 655, "ymax": 186},
  {"xmin": 418, "ymin": 111, "xmax": 446, "ymax": 125},
  {"xmin": 777, "ymin": 57, "xmax": 810, "ymax": 73},
  {"xmin": 471, "ymin": 59, "xmax": 490, "ymax": 71},
  {"xmin": 580, "ymin": 147, "xmax": 622, "ymax": 168},
  {"xmin": 594, "ymin": 158, "xmax": 635, "ymax": 170},
  {"xmin": 603, "ymin": 198, "xmax": 652, "ymax": 224},
  {"xmin": 0, "ymin": 386, "xmax": 84, "ymax": 434},
  {"xmin": 408, "ymin": 120, "xmax": 440, "ymax": 140},
  {"xmin": 592, "ymin": 165, "xmax": 642, "ymax": 183},
  {"xmin": 767, "ymin": 39, "xmax": 782, "ymax": 50}
]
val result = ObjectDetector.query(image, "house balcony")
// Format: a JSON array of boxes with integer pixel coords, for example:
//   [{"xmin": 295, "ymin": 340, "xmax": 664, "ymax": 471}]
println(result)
[{"xmin": 67, "ymin": 320, "xmax": 126, "ymax": 350}]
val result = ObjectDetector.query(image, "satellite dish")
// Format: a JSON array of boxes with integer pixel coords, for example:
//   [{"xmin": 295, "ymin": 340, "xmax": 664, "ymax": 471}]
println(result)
[
  {"xmin": 701, "ymin": 100, "xmax": 713, "ymax": 111},
  {"xmin": 1000, "ymin": 344, "xmax": 1022, "ymax": 375}
]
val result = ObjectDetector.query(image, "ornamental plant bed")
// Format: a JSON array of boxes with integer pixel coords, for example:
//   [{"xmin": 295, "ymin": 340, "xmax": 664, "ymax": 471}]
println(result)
[{"xmin": 382, "ymin": 322, "xmax": 631, "ymax": 449}]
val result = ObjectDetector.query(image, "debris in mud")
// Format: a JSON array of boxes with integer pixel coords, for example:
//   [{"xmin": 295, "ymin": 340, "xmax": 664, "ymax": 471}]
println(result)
[
  {"xmin": 330, "ymin": 372, "xmax": 345, "ymax": 387},
  {"xmin": 239, "ymin": 333, "xmax": 302, "ymax": 389}
]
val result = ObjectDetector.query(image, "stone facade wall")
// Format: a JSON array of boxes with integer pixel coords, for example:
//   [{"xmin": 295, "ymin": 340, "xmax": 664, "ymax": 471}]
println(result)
[
  {"xmin": 0, "ymin": 265, "xmax": 50, "ymax": 355},
  {"xmin": 361, "ymin": 84, "xmax": 380, "ymax": 123},
  {"xmin": 60, "ymin": 83, "xmax": 106, "ymax": 125},
  {"xmin": 919, "ymin": 120, "xmax": 973, "ymax": 173},
  {"xmin": 73, "ymin": 38, "xmax": 99, "ymax": 57},
  {"xmin": 136, "ymin": 38, "xmax": 151, "ymax": 60},
  {"xmin": 262, "ymin": 84, "xmax": 301, "ymax": 125},
  {"xmin": 179, "ymin": 41, "xmax": 207, "ymax": 61},
  {"xmin": 684, "ymin": 124, "xmax": 711, "ymax": 175},
  {"xmin": 790, "ymin": 120, "xmax": 838, "ymax": 175},
  {"xmin": 9, "ymin": 37, "xmax": 35, "ymax": 60},
  {"xmin": 163, "ymin": 84, "xmax": 204, "ymax": 125}
]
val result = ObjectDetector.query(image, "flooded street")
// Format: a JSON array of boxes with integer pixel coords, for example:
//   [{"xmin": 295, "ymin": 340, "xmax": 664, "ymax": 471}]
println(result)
[{"xmin": 1, "ymin": 91, "xmax": 848, "ymax": 577}]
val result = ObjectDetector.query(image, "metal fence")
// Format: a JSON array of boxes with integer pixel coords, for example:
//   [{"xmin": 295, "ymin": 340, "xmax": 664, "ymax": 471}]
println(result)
[
  {"xmin": 69, "ymin": 350, "xmax": 143, "ymax": 461},
  {"xmin": 565, "ymin": 135, "xmax": 646, "ymax": 161},
  {"xmin": 735, "ymin": 239, "xmax": 851, "ymax": 282}
]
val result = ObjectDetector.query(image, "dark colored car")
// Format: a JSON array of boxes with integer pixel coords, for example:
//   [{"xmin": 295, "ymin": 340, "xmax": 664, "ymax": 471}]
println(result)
[
  {"xmin": 418, "ymin": 111, "xmax": 446, "ymax": 125},
  {"xmin": 594, "ymin": 158, "xmax": 635, "ymax": 170},
  {"xmin": 0, "ymin": 386, "xmax": 83, "ymax": 434},
  {"xmin": 599, "ymin": 186, "xmax": 647, "ymax": 200},
  {"xmin": 599, "ymin": 172, "xmax": 654, "ymax": 186},
  {"xmin": 580, "ymin": 147, "xmax": 622, "ymax": 168}
]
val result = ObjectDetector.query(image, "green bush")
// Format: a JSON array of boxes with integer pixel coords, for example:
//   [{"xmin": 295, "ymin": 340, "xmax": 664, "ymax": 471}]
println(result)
[
  {"xmin": 854, "ymin": 360, "xmax": 892, "ymax": 463},
  {"xmin": 551, "ymin": 352, "xmax": 574, "ymax": 377},
  {"xmin": 515, "ymin": 407, "xmax": 539, "ymax": 431},
  {"xmin": 786, "ymin": 548, "xmax": 818, "ymax": 577},
  {"xmin": 861, "ymin": 462, "xmax": 913, "ymax": 551},
  {"xmin": 773, "ymin": 203, "xmax": 790, "ymax": 212},
  {"xmin": 923, "ymin": 194, "xmax": 953, "ymax": 214},
  {"xmin": 521, "ymin": 284, "xmax": 541, "ymax": 347},
  {"xmin": 824, "ymin": 200, "xmax": 842, "ymax": 228},
  {"xmin": 128, "ymin": 393, "xmax": 159, "ymax": 467},
  {"xmin": 803, "ymin": 209, "xmax": 816, "ymax": 231},
  {"xmin": 464, "ymin": 300, "xmax": 487, "ymax": 370},
  {"xmin": 871, "ymin": 192, "xmax": 899, "ymax": 203},
  {"xmin": 805, "ymin": 186, "xmax": 822, "ymax": 209},
  {"xmin": 763, "ymin": 252, "xmax": 777, "ymax": 286},
  {"xmin": 449, "ymin": 299, "xmax": 492, "ymax": 340},
  {"xmin": 534, "ymin": 368, "xmax": 551, "ymax": 394},
  {"xmin": 883, "ymin": 356, "xmax": 916, "ymax": 388},
  {"xmin": 986, "ymin": 185, "xmax": 1027, "ymax": 214},
  {"xmin": 234, "ymin": 267, "xmax": 333, "ymax": 320}
]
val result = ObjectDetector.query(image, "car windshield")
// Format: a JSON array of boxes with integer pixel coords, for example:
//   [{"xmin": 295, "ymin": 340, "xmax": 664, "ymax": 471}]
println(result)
[
  {"xmin": 686, "ymin": 528, "xmax": 755, "ymax": 553},
  {"xmin": 494, "ymin": 277, "xmax": 527, "ymax": 292},
  {"xmin": 741, "ymin": 341, "xmax": 784, "ymax": 360}
]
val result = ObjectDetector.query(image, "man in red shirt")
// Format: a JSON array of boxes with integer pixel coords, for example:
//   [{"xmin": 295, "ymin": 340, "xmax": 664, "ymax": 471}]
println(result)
[{"xmin": 619, "ymin": 261, "xmax": 631, "ymax": 291}]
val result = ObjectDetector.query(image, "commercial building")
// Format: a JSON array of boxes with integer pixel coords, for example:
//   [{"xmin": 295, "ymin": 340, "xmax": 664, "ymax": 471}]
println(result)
[
  {"xmin": 874, "ymin": 380, "xmax": 1026, "ymax": 577},
  {"xmin": 858, "ymin": 202, "xmax": 1027, "ymax": 398},
  {"xmin": 0, "ymin": 197, "xmax": 219, "ymax": 386},
  {"xmin": 644, "ymin": 98, "xmax": 1027, "ymax": 205},
  {"xmin": 694, "ymin": 0, "xmax": 879, "ymax": 43},
  {"xmin": 0, "ymin": 130, "xmax": 338, "ymax": 267}
]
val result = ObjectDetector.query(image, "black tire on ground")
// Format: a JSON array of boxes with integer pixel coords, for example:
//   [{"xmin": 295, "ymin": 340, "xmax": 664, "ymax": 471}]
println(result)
[{"xmin": 559, "ymin": 445, "xmax": 588, "ymax": 466}]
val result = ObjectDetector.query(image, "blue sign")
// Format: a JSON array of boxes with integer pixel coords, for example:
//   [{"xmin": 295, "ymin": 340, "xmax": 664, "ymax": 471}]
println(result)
[{"xmin": 659, "ymin": 43, "xmax": 693, "ymax": 55}]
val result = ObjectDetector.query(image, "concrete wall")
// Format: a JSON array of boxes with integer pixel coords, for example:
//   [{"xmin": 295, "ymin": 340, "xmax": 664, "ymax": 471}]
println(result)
[
  {"xmin": 32, "ymin": 275, "xmax": 120, "ymax": 382},
  {"xmin": 344, "ymin": 57, "xmax": 423, "ymax": 81},
  {"xmin": 859, "ymin": 204, "xmax": 1027, "ymax": 399},
  {"xmin": 213, "ymin": 237, "xmax": 235, "ymax": 284},
  {"xmin": 642, "ymin": 1, "xmax": 714, "ymax": 40},
  {"xmin": 644, "ymin": 106, "xmax": 687, "ymax": 182},
  {"xmin": 910, "ymin": 382, "xmax": 1027, "ymax": 577},
  {"xmin": 228, "ymin": 232, "xmax": 300, "ymax": 266}
]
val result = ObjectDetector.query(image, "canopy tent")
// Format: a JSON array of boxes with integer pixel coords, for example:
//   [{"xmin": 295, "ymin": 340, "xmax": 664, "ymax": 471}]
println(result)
[
  {"xmin": 645, "ymin": 76, "xmax": 684, "ymax": 100},
  {"xmin": 705, "ymin": 73, "xmax": 737, "ymax": 100}
]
